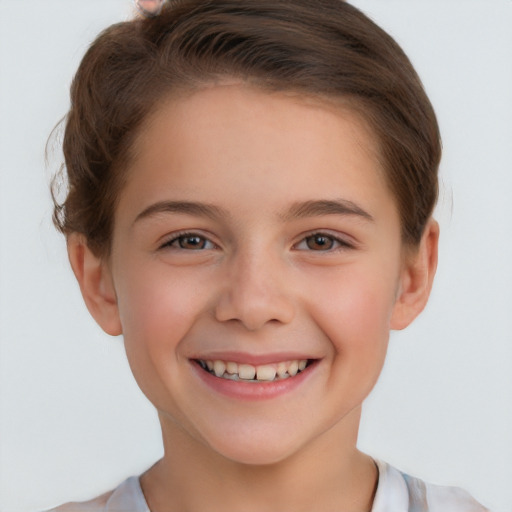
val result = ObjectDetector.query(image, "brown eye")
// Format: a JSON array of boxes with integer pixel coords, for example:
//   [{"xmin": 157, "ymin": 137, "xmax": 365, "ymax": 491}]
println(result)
[
  {"xmin": 177, "ymin": 235, "xmax": 208, "ymax": 250},
  {"xmin": 294, "ymin": 232, "xmax": 353, "ymax": 252},
  {"xmin": 305, "ymin": 234, "xmax": 335, "ymax": 251},
  {"xmin": 163, "ymin": 233, "xmax": 215, "ymax": 250}
]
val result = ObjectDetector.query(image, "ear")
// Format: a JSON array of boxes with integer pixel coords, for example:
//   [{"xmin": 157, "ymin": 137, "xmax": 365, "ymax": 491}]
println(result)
[
  {"xmin": 67, "ymin": 234, "xmax": 122, "ymax": 336},
  {"xmin": 390, "ymin": 219, "xmax": 439, "ymax": 330}
]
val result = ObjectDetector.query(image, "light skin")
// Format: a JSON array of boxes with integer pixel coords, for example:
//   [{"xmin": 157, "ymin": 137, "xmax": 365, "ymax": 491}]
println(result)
[{"xmin": 68, "ymin": 83, "xmax": 438, "ymax": 512}]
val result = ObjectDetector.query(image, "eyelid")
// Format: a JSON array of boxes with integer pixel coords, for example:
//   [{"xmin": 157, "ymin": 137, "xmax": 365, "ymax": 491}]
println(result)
[
  {"xmin": 158, "ymin": 230, "xmax": 218, "ymax": 250},
  {"xmin": 292, "ymin": 230, "xmax": 356, "ymax": 251},
  {"xmin": 157, "ymin": 229, "xmax": 355, "ymax": 252}
]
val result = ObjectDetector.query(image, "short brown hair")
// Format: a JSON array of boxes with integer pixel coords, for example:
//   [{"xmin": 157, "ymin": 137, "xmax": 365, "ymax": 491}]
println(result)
[{"xmin": 54, "ymin": 0, "xmax": 441, "ymax": 256}]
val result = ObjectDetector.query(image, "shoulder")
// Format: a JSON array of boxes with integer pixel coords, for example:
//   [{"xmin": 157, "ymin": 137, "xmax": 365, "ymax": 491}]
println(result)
[
  {"xmin": 373, "ymin": 460, "xmax": 489, "ymax": 512},
  {"xmin": 44, "ymin": 490, "xmax": 113, "ymax": 512},
  {"xmin": 43, "ymin": 476, "xmax": 148, "ymax": 512},
  {"xmin": 424, "ymin": 480, "xmax": 490, "ymax": 512}
]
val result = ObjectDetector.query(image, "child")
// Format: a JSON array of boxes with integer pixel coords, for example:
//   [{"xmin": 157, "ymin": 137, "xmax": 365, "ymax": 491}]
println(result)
[{"xmin": 46, "ymin": 0, "xmax": 489, "ymax": 510}]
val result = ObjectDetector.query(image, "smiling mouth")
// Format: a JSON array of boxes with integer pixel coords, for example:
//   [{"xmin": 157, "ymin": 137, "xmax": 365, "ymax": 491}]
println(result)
[{"xmin": 195, "ymin": 359, "xmax": 313, "ymax": 382}]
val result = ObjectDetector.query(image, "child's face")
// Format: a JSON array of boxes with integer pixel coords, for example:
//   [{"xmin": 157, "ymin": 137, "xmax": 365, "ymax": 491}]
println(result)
[{"xmin": 89, "ymin": 84, "xmax": 424, "ymax": 465}]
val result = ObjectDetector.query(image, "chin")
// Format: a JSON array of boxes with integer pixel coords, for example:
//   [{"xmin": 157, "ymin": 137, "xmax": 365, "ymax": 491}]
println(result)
[
  {"xmin": 198, "ymin": 421, "xmax": 317, "ymax": 467},
  {"xmin": 213, "ymin": 440, "xmax": 299, "ymax": 467}
]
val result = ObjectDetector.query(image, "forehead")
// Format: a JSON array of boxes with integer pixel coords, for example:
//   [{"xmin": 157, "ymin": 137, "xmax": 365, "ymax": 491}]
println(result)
[{"xmin": 119, "ymin": 83, "xmax": 395, "ymax": 225}]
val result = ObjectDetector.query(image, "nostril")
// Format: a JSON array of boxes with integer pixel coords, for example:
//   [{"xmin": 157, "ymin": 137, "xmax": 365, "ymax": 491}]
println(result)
[{"xmin": 214, "ymin": 293, "xmax": 295, "ymax": 330}]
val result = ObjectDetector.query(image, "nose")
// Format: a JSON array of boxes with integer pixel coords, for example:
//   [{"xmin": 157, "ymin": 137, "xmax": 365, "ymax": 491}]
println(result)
[{"xmin": 214, "ymin": 248, "xmax": 295, "ymax": 331}]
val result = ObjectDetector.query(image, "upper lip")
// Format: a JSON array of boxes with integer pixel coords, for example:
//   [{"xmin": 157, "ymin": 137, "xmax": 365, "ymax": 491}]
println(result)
[{"xmin": 189, "ymin": 351, "xmax": 319, "ymax": 366}]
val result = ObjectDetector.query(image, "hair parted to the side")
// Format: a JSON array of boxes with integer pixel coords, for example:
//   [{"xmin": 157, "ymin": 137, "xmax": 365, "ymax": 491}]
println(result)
[{"xmin": 53, "ymin": 0, "xmax": 441, "ymax": 257}]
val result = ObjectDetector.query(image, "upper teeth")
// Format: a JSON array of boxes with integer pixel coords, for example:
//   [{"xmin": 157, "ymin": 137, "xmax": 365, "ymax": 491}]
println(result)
[{"xmin": 199, "ymin": 359, "xmax": 308, "ymax": 382}]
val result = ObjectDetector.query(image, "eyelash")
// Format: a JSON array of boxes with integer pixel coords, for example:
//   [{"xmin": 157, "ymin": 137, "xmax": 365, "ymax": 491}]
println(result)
[
  {"xmin": 160, "ymin": 231, "xmax": 353, "ymax": 252},
  {"xmin": 160, "ymin": 232, "xmax": 217, "ymax": 251},
  {"xmin": 293, "ymin": 232, "xmax": 354, "ymax": 252}
]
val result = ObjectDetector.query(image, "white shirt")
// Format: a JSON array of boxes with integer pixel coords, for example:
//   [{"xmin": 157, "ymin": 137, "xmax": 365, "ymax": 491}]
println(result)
[{"xmin": 46, "ymin": 460, "xmax": 489, "ymax": 512}]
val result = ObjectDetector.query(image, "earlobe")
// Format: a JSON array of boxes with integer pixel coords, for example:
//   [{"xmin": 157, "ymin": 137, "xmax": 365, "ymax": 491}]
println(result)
[
  {"xmin": 390, "ymin": 219, "xmax": 439, "ymax": 330},
  {"xmin": 67, "ymin": 234, "xmax": 122, "ymax": 336}
]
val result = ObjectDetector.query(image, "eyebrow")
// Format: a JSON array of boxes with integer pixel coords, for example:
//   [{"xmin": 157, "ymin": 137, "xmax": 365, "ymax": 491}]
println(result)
[
  {"xmin": 281, "ymin": 199, "xmax": 374, "ymax": 222},
  {"xmin": 133, "ymin": 201, "xmax": 228, "ymax": 225},
  {"xmin": 133, "ymin": 198, "xmax": 373, "ymax": 225}
]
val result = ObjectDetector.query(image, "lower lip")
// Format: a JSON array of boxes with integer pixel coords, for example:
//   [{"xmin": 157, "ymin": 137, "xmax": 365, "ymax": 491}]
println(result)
[{"xmin": 191, "ymin": 361, "xmax": 317, "ymax": 401}]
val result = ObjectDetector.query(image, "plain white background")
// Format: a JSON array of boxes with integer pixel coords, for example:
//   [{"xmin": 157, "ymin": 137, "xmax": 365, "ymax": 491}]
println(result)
[{"xmin": 0, "ymin": 1, "xmax": 511, "ymax": 511}]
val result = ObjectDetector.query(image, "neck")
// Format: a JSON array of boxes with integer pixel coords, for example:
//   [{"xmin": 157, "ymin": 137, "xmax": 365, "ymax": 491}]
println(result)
[{"xmin": 140, "ymin": 407, "xmax": 378, "ymax": 512}]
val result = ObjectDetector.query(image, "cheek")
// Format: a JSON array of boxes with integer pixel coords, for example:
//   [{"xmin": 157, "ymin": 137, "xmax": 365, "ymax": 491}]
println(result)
[
  {"xmin": 112, "ymin": 264, "xmax": 211, "ymax": 407},
  {"xmin": 114, "ymin": 263, "xmax": 211, "ymax": 351},
  {"xmin": 302, "ymin": 268, "xmax": 395, "ymax": 417},
  {"xmin": 306, "ymin": 265, "xmax": 398, "ymax": 351}
]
